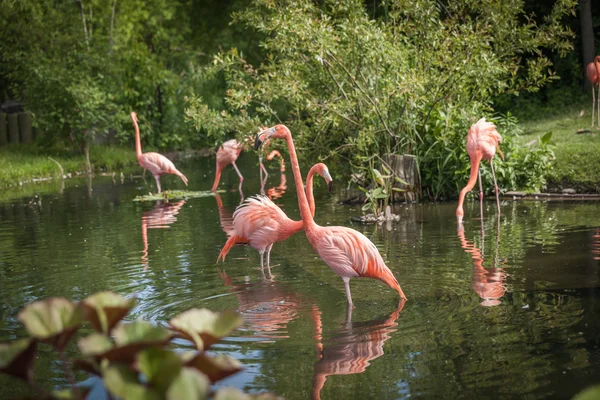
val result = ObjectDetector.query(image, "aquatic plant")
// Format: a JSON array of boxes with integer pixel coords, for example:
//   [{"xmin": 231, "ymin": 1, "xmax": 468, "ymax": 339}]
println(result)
[{"xmin": 0, "ymin": 291, "xmax": 280, "ymax": 400}]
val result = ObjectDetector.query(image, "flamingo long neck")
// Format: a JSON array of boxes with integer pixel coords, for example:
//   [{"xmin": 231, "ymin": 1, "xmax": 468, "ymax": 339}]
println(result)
[
  {"xmin": 134, "ymin": 119, "xmax": 142, "ymax": 158},
  {"xmin": 212, "ymin": 164, "xmax": 222, "ymax": 192},
  {"xmin": 456, "ymin": 157, "xmax": 481, "ymax": 218},
  {"xmin": 305, "ymin": 166, "xmax": 319, "ymax": 218},
  {"xmin": 283, "ymin": 132, "xmax": 315, "ymax": 229}
]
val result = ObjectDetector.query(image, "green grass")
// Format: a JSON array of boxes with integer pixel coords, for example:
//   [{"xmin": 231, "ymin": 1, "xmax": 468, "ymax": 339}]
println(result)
[
  {"xmin": 0, "ymin": 144, "xmax": 138, "ymax": 188},
  {"xmin": 520, "ymin": 102, "xmax": 600, "ymax": 193}
]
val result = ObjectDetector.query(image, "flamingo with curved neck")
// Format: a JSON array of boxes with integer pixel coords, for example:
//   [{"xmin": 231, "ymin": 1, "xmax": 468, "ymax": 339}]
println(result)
[
  {"xmin": 217, "ymin": 163, "xmax": 333, "ymax": 276},
  {"xmin": 255, "ymin": 125, "xmax": 407, "ymax": 308},
  {"xmin": 131, "ymin": 112, "xmax": 188, "ymax": 193},
  {"xmin": 212, "ymin": 139, "xmax": 244, "ymax": 192}
]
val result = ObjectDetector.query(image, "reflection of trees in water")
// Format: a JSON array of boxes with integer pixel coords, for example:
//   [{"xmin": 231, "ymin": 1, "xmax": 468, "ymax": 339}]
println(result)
[{"xmin": 593, "ymin": 228, "xmax": 600, "ymax": 261}]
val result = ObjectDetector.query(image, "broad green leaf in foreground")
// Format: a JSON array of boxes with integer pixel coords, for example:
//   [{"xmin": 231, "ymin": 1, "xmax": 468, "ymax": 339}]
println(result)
[
  {"xmin": 103, "ymin": 363, "xmax": 161, "ymax": 400},
  {"xmin": 166, "ymin": 367, "xmax": 210, "ymax": 400},
  {"xmin": 0, "ymin": 338, "xmax": 37, "ymax": 381},
  {"xmin": 18, "ymin": 298, "xmax": 84, "ymax": 350},
  {"xmin": 184, "ymin": 353, "xmax": 242, "ymax": 383},
  {"xmin": 169, "ymin": 309, "xmax": 242, "ymax": 350},
  {"xmin": 82, "ymin": 291, "xmax": 136, "ymax": 333},
  {"xmin": 137, "ymin": 348, "xmax": 182, "ymax": 394}
]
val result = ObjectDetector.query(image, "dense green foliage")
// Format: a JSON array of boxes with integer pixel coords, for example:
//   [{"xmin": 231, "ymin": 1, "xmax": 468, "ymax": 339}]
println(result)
[{"xmin": 185, "ymin": 0, "xmax": 576, "ymax": 198}]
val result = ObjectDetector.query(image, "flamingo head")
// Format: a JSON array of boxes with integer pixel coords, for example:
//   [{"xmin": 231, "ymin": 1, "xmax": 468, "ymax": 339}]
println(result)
[
  {"xmin": 254, "ymin": 124, "xmax": 290, "ymax": 149},
  {"xmin": 315, "ymin": 163, "xmax": 333, "ymax": 192},
  {"xmin": 130, "ymin": 112, "xmax": 138, "ymax": 123}
]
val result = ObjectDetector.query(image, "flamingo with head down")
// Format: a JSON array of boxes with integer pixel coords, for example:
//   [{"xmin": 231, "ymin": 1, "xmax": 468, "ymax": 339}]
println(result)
[
  {"xmin": 217, "ymin": 163, "xmax": 333, "ymax": 276},
  {"xmin": 255, "ymin": 125, "xmax": 407, "ymax": 309},
  {"xmin": 131, "ymin": 112, "xmax": 188, "ymax": 194},
  {"xmin": 212, "ymin": 139, "xmax": 245, "ymax": 192}
]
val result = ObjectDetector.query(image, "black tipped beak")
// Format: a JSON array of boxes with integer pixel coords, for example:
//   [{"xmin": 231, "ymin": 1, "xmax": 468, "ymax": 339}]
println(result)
[
  {"xmin": 254, "ymin": 135, "xmax": 263, "ymax": 150},
  {"xmin": 327, "ymin": 181, "xmax": 333, "ymax": 193}
]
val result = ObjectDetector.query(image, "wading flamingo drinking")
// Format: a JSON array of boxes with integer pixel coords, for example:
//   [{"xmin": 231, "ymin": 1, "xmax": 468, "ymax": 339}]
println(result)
[
  {"xmin": 255, "ymin": 125, "xmax": 407, "ymax": 308},
  {"xmin": 131, "ymin": 112, "xmax": 188, "ymax": 193},
  {"xmin": 456, "ymin": 118, "xmax": 504, "ymax": 225},
  {"xmin": 212, "ymin": 139, "xmax": 244, "ymax": 192},
  {"xmin": 586, "ymin": 55, "xmax": 600, "ymax": 128},
  {"xmin": 217, "ymin": 163, "xmax": 333, "ymax": 276}
]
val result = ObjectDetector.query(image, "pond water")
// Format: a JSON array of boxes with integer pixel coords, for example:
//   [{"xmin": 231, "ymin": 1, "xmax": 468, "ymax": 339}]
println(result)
[{"xmin": 1, "ymin": 154, "xmax": 599, "ymax": 399}]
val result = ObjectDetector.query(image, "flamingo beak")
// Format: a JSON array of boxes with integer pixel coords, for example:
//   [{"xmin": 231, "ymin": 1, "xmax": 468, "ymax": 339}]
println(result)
[
  {"xmin": 254, "ymin": 127, "xmax": 276, "ymax": 150},
  {"xmin": 327, "ymin": 181, "xmax": 333, "ymax": 193}
]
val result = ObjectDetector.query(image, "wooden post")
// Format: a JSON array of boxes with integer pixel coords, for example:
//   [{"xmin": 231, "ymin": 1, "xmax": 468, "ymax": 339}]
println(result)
[
  {"xmin": 0, "ymin": 113, "xmax": 7, "ymax": 145},
  {"xmin": 7, "ymin": 113, "xmax": 19, "ymax": 144},
  {"xmin": 383, "ymin": 154, "xmax": 420, "ymax": 202},
  {"xmin": 18, "ymin": 112, "xmax": 32, "ymax": 143}
]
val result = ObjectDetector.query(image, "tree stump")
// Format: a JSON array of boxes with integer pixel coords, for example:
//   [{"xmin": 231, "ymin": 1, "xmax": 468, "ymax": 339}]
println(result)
[
  {"xmin": 7, "ymin": 113, "xmax": 19, "ymax": 144},
  {"xmin": 0, "ymin": 113, "xmax": 7, "ymax": 146},
  {"xmin": 383, "ymin": 154, "xmax": 420, "ymax": 202},
  {"xmin": 18, "ymin": 112, "xmax": 32, "ymax": 143}
]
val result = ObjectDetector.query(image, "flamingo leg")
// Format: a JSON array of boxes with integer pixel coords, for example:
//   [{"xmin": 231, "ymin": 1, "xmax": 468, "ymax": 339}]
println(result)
[
  {"xmin": 153, "ymin": 175, "xmax": 162, "ymax": 194},
  {"xmin": 490, "ymin": 160, "xmax": 501, "ymax": 217},
  {"xmin": 260, "ymin": 160, "xmax": 269, "ymax": 181},
  {"xmin": 232, "ymin": 162, "xmax": 244, "ymax": 183},
  {"xmin": 593, "ymin": 84, "xmax": 596, "ymax": 128},
  {"xmin": 259, "ymin": 250, "xmax": 265, "ymax": 272},
  {"xmin": 265, "ymin": 243, "xmax": 273, "ymax": 278},
  {"xmin": 597, "ymin": 85, "xmax": 599, "ymax": 128},
  {"xmin": 478, "ymin": 168, "xmax": 484, "ymax": 219},
  {"xmin": 342, "ymin": 276, "xmax": 354, "ymax": 309}
]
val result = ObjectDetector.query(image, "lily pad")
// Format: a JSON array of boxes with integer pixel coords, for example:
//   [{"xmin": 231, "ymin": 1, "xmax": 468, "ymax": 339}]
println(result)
[
  {"xmin": 184, "ymin": 353, "xmax": 242, "ymax": 383},
  {"xmin": 169, "ymin": 309, "xmax": 242, "ymax": 350},
  {"xmin": 103, "ymin": 363, "xmax": 161, "ymax": 400},
  {"xmin": 0, "ymin": 338, "xmax": 37, "ymax": 381},
  {"xmin": 133, "ymin": 190, "xmax": 220, "ymax": 202},
  {"xmin": 166, "ymin": 367, "xmax": 210, "ymax": 400},
  {"xmin": 137, "ymin": 348, "xmax": 182, "ymax": 394},
  {"xmin": 17, "ymin": 298, "xmax": 84, "ymax": 350},
  {"xmin": 97, "ymin": 321, "xmax": 173, "ymax": 363},
  {"xmin": 82, "ymin": 291, "xmax": 136, "ymax": 333}
]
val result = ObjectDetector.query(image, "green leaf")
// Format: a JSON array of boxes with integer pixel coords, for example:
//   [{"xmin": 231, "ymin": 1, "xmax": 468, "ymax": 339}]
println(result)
[
  {"xmin": 137, "ymin": 348, "xmax": 182, "ymax": 394},
  {"xmin": 184, "ymin": 353, "xmax": 242, "ymax": 383},
  {"xmin": 394, "ymin": 176, "xmax": 409, "ymax": 185},
  {"xmin": 77, "ymin": 333, "xmax": 113, "ymax": 357},
  {"xmin": 372, "ymin": 169, "xmax": 384, "ymax": 185},
  {"xmin": 573, "ymin": 385, "xmax": 600, "ymax": 400},
  {"xmin": 166, "ymin": 367, "xmax": 210, "ymax": 400},
  {"xmin": 95, "ymin": 321, "xmax": 173, "ymax": 363},
  {"xmin": 361, "ymin": 203, "xmax": 372, "ymax": 211},
  {"xmin": 169, "ymin": 309, "xmax": 242, "ymax": 351},
  {"xmin": 392, "ymin": 187, "xmax": 405, "ymax": 192},
  {"xmin": 103, "ymin": 364, "xmax": 161, "ymax": 400},
  {"xmin": 52, "ymin": 387, "xmax": 92, "ymax": 400},
  {"xmin": 18, "ymin": 298, "xmax": 84, "ymax": 350},
  {"xmin": 82, "ymin": 292, "xmax": 137, "ymax": 333},
  {"xmin": 0, "ymin": 338, "xmax": 37, "ymax": 381},
  {"xmin": 540, "ymin": 131, "xmax": 552, "ymax": 145},
  {"xmin": 214, "ymin": 387, "xmax": 282, "ymax": 400}
]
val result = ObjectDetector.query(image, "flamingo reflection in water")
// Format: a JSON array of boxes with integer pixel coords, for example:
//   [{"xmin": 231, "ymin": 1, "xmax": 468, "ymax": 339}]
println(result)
[
  {"xmin": 218, "ymin": 269, "xmax": 305, "ymax": 341},
  {"xmin": 214, "ymin": 192, "xmax": 238, "ymax": 239},
  {"xmin": 311, "ymin": 301, "xmax": 406, "ymax": 400},
  {"xmin": 458, "ymin": 216, "xmax": 507, "ymax": 307},
  {"xmin": 141, "ymin": 200, "xmax": 186, "ymax": 269},
  {"xmin": 259, "ymin": 149, "xmax": 287, "ymax": 201},
  {"xmin": 592, "ymin": 228, "xmax": 600, "ymax": 261}
]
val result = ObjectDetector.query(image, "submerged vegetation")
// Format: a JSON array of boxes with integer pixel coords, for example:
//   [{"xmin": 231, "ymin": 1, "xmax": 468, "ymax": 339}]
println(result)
[{"xmin": 0, "ymin": 291, "xmax": 279, "ymax": 400}]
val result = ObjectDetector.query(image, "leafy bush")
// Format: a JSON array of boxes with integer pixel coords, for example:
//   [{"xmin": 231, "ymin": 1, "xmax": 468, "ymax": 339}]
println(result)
[
  {"xmin": 185, "ymin": 0, "xmax": 574, "ymax": 199},
  {"xmin": 0, "ymin": 292, "xmax": 279, "ymax": 400}
]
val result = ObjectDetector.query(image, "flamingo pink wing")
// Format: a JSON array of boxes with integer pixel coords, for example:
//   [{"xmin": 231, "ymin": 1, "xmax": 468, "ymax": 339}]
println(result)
[{"xmin": 233, "ymin": 195, "xmax": 294, "ymax": 249}]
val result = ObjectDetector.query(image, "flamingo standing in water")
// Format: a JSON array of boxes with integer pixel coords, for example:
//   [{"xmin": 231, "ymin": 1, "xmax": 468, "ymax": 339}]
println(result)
[
  {"xmin": 586, "ymin": 55, "xmax": 600, "ymax": 128},
  {"xmin": 212, "ymin": 139, "xmax": 244, "ymax": 192},
  {"xmin": 456, "ymin": 118, "xmax": 504, "ymax": 225},
  {"xmin": 217, "ymin": 163, "xmax": 333, "ymax": 276},
  {"xmin": 131, "ymin": 112, "xmax": 188, "ymax": 193},
  {"xmin": 255, "ymin": 125, "xmax": 407, "ymax": 308}
]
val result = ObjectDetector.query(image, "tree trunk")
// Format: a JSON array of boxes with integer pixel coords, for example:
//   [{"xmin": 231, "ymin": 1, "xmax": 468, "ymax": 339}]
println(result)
[
  {"xmin": 383, "ymin": 154, "xmax": 420, "ymax": 203},
  {"xmin": 84, "ymin": 140, "xmax": 92, "ymax": 174},
  {"xmin": 580, "ymin": 0, "xmax": 595, "ymax": 91}
]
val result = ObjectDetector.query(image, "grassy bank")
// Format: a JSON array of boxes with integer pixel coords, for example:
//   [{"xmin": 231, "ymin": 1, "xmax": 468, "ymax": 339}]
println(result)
[
  {"xmin": 520, "ymin": 103, "xmax": 600, "ymax": 193},
  {"xmin": 0, "ymin": 144, "xmax": 138, "ymax": 187}
]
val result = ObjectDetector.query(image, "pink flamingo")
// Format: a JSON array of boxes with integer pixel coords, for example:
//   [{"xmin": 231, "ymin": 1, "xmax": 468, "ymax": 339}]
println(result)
[
  {"xmin": 456, "ymin": 118, "xmax": 504, "ymax": 225},
  {"xmin": 255, "ymin": 125, "xmax": 407, "ymax": 308},
  {"xmin": 217, "ymin": 163, "xmax": 333, "ymax": 275},
  {"xmin": 586, "ymin": 55, "xmax": 600, "ymax": 128},
  {"xmin": 131, "ymin": 112, "xmax": 188, "ymax": 193},
  {"xmin": 212, "ymin": 139, "xmax": 244, "ymax": 192},
  {"xmin": 259, "ymin": 149, "xmax": 287, "ymax": 199}
]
